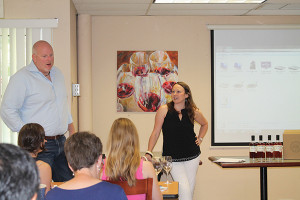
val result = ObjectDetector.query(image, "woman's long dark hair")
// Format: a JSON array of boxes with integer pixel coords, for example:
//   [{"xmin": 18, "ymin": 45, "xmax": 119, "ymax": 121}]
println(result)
[{"xmin": 167, "ymin": 81, "xmax": 198, "ymax": 123}]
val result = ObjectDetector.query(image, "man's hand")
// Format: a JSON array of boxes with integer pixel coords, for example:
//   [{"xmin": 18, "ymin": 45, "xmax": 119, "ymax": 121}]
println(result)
[{"xmin": 68, "ymin": 123, "xmax": 75, "ymax": 135}]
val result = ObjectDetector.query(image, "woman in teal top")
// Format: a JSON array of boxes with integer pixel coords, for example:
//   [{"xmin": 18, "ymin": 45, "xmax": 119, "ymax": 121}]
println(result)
[{"xmin": 146, "ymin": 82, "xmax": 208, "ymax": 200}]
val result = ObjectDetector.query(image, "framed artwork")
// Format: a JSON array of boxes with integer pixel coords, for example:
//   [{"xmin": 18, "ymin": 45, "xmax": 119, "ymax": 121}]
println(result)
[{"xmin": 117, "ymin": 50, "xmax": 178, "ymax": 112}]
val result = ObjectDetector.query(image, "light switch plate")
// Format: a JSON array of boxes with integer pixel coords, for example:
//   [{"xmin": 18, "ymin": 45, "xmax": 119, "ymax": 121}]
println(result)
[{"xmin": 72, "ymin": 84, "xmax": 80, "ymax": 96}]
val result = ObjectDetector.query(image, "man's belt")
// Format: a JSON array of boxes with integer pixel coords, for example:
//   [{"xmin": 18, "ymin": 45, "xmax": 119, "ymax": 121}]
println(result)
[{"xmin": 45, "ymin": 135, "xmax": 64, "ymax": 140}]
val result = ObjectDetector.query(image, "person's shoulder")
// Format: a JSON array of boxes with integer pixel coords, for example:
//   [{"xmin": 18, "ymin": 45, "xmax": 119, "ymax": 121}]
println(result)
[
  {"xmin": 155, "ymin": 104, "xmax": 168, "ymax": 118},
  {"xmin": 9, "ymin": 66, "xmax": 30, "ymax": 80},
  {"xmin": 142, "ymin": 160, "xmax": 156, "ymax": 178},
  {"xmin": 51, "ymin": 66, "xmax": 63, "ymax": 74},
  {"xmin": 100, "ymin": 181, "xmax": 122, "ymax": 189},
  {"xmin": 157, "ymin": 104, "xmax": 168, "ymax": 114},
  {"xmin": 160, "ymin": 104, "xmax": 168, "ymax": 110},
  {"xmin": 194, "ymin": 108, "xmax": 204, "ymax": 115},
  {"xmin": 45, "ymin": 187, "xmax": 62, "ymax": 199},
  {"xmin": 51, "ymin": 66, "xmax": 66, "ymax": 79},
  {"xmin": 36, "ymin": 160, "xmax": 52, "ymax": 176},
  {"xmin": 142, "ymin": 160, "xmax": 154, "ymax": 171},
  {"xmin": 36, "ymin": 160, "xmax": 51, "ymax": 168},
  {"xmin": 98, "ymin": 182, "xmax": 127, "ymax": 198}
]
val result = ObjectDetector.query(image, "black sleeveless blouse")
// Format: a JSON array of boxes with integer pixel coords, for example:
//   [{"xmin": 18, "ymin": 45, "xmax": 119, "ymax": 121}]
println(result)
[{"xmin": 162, "ymin": 108, "xmax": 201, "ymax": 162}]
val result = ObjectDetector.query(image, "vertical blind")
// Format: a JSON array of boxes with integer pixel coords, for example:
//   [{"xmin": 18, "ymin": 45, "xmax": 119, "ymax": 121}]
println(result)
[{"xmin": 0, "ymin": 19, "xmax": 58, "ymax": 144}]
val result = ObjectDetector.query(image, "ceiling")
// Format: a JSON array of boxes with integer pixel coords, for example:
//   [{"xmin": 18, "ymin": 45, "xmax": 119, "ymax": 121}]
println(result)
[{"xmin": 72, "ymin": 0, "xmax": 300, "ymax": 16}]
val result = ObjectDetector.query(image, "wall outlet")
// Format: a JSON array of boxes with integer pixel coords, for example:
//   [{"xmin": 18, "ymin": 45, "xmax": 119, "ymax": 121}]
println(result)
[{"xmin": 72, "ymin": 84, "xmax": 80, "ymax": 97}]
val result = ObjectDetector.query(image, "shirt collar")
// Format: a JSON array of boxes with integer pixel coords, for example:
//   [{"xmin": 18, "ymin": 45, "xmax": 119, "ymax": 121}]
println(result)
[{"xmin": 27, "ymin": 60, "xmax": 55, "ymax": 75}]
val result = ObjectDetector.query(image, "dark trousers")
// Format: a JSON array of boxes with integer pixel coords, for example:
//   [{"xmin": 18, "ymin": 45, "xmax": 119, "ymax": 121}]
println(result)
[{"xmin": 37, "ymin": 135, "xmax": 73, "ymax": 182}]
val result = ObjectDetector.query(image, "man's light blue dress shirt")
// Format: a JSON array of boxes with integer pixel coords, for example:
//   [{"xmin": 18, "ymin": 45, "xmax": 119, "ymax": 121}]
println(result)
[{"xmin": 0, "ymin": 61, "xmax": 73, "ymax": 136}]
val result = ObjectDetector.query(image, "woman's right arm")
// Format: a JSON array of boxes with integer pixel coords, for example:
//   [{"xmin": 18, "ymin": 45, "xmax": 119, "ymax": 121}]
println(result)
[
  {"xmin": 146, "ymin": 105, "xmax": 168, "ymax": 160},
  {"xmin": 38, "ymin": 161, "xmax": 52, "ymax": 194},
  {"xmin": 142, "ymin": 161, "xmax": 163, "ymax": 200}
]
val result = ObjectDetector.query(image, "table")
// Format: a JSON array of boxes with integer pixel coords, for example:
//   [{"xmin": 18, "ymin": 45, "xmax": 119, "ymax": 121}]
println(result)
[
  {"xmin": 51, "ymin": 181, "xmax": 179, "ymax": 199},
  {"xmin": 159, "ymin": 181, "xmax": 179, "ymax": 199},
  {"xmin": 208, "ymin": 156, "xmax": 300, "ymax": 200}
]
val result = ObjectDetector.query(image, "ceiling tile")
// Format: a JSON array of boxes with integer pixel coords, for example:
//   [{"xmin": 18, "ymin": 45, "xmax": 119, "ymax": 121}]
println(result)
[
  {"xmin": 282, "ymin": 4, "xmax": 300, "ymax": 9},
  {"xmin": 75, "ymin": 4, "xmax": 149, "ymax": 11},
  {"xmin": 264, "ymin": 0, "xmax": 300, "ymax": 3},
  {"xmin": 259, "ymin": 3, "xmax": 287, "ymax": 9},
  {"xmin": 148, "ymin": 9, "xmax": 249, "ymax": 15},
  {"xmin": 77, "ymin": 10, "xmax": 147, "ymax": 15},
  {"xmin": 72, "ymin": 0, "xmax": 300, "ymax": 16},
  {"xmin": 150, "ymin": 3, "xmax": 259, "ymax": 10},
  {"xmin": 73, "ymin": 0, "xmax": 150, "ymax": 3},
  {"xmin": 248, "ymin": 9, "xmax": 300, "ymax": 15}
]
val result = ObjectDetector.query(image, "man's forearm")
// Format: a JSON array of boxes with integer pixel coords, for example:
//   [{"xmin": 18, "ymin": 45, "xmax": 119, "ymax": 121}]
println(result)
[
  {"xmin": 68, "ymin": 123, "xmax": 75, "ymax": 135},
  {"xmin": 0, "ymin": 108, "xmax": 24, "ymax": 132}
]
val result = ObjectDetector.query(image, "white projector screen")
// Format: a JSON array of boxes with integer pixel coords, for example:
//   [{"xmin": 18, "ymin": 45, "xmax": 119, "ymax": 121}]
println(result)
[{"xmin": 211, "ymin": 29, "xmax": 300, "ymax": 146}]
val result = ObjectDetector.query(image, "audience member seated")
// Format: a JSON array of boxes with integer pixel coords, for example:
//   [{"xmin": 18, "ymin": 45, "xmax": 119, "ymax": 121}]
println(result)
[
  {"xmin": 101, "ymin": 118, "xmax": 163, "ymax": 200},
  {"xmin": 18, "ymin": 123, "xmax": 52, "ymax": 194},
  {"xmin": 46, "ymin": 131, "xmax": 127, "ymax": 200},
  {"xmin": 0, "ymin": 143, "xmax": 40, "ymax": 200}
]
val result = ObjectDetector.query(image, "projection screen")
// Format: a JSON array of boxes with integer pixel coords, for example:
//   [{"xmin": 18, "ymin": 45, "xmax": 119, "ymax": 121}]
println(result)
[{"xmin": 211, "ymin": 27, "xmax": 300, "ymax": 146}]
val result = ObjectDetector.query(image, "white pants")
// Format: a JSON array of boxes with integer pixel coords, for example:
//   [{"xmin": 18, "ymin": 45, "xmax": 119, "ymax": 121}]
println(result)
[{"xmin": 170, "ymin": 155, "xmax": 201, "ymax": 200}]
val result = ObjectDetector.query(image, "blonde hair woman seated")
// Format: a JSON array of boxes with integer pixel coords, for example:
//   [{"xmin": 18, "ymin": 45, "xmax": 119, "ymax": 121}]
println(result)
[
  {"xmin": 18, "ymin": 123, "xmax": 52, "ymax": 194},
  {"xmin": 101, "ymin": 118, "xmax": 163, "ymax": 200}
]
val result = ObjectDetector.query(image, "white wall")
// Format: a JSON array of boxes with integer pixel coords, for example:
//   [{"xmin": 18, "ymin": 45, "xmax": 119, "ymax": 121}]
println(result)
[
  {"xmin": 4, "ymin": 1, "xmax": 300, "ymax": 198},
  {"xmin": 91, "ymin": 16, "xmax": 300, "ymax": 200}
]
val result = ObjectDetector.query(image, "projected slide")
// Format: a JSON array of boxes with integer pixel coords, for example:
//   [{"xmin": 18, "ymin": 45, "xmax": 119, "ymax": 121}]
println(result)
[{"xmin": 212, "ymin": 29, "xmax": 300, "ymax": 146}]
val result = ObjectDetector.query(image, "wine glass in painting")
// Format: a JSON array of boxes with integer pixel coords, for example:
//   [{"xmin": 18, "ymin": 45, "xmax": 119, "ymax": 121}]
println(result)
[
  {"xmin": 161, "ymin": 72, "xmax": 178, "ymax": 95},
  {"xmin": 130, "ymin": 52, "xmax": 150, "ymax": 77},
  {"xmin": 117, "ymin": 70, "xmax": 135, "ymax": 99},
  {"xmin": 134, "ymin": 73, "xmax": 164, "ymax": 112},
  {"xmin": 149, "ymin": 51, "xmax": 172, "ymax": 76},
  {"xmin": 152, "ymin": 157, "xmax": 162, "ymax": 177},
  {"xmin": 162, "ymin": 156, "xmax": 172, "ymax": 185},
  {"xmin": 161, "ymin": 72, "xmax": 178, "ymax": 103}
]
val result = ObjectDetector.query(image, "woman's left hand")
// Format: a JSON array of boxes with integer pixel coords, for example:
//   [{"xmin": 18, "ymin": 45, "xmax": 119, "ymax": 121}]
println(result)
[{"xmin": 195, "ymin": 136, "xmax": 202, "ymax": 146}]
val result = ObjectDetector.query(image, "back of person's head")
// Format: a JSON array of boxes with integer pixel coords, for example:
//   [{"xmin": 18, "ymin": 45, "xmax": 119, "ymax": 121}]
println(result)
[
  {"xmin": 64, "ymin": 131, "xmax": 103, "ymax": 171},
  {"xmin": 106, "ymin": 118, "xmax": 140, "ymax": 186},
  {"xmin": 18, "ymin": 123, "xmax": 45, "ymax": 155},
  {"xmin": 0, "ymin": 143, "xmax": 39, "ymax": 200}
]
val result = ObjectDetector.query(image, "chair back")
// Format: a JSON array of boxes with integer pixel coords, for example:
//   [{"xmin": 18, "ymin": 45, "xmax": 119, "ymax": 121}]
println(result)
[{"xmin": 106, "ymin": 178, "xmax": 153, "ymax": 200}]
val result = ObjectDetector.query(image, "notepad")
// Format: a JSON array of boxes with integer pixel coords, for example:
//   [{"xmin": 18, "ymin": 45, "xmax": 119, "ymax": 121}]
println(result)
[{"xmin": 213, "ymin": 158, "xmax": 246, "ymax": 163}]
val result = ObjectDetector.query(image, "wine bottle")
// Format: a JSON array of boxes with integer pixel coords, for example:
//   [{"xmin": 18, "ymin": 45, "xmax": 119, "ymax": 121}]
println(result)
[
  {"xmin": 249, "ymin": 135, "xmax": 256, "ymax": 160},
  {"xmin": 273, "ymin": 135, "xmax": 283, "ymax": 160},
  {"xmin": 257, "ymin": 135, "xmax": 265, "ymax": 161},
  {"xmin": 265, "ymin": 135, "xmax": 273, "ymax": 161}
]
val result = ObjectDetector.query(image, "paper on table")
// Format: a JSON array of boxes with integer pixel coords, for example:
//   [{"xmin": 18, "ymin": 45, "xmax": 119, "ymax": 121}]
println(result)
[
  {"xmin": 213, "ymin": 158, "xmax": 246, "ymax": 163},
  {"xmin": 160, "ymin": 186, "xmax": 168, "ymax": 192}
]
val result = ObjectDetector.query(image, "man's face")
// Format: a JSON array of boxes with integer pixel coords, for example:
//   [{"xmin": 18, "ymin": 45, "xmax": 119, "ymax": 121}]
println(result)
[{"xmin": 32, "ymin": 42, "xmax": 54, "ymax": 75}]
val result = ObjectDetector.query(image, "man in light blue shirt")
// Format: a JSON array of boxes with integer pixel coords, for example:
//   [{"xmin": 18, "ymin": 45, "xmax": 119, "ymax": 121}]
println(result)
[{"xmin": 0, "ymin": 40, "xmax": 75, "ymax": 182}]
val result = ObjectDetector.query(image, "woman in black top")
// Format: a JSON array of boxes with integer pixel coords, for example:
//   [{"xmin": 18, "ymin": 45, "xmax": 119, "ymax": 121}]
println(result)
[{"xmin": 145, "ymin": 82, "xmax": 208, "ymax": 200}]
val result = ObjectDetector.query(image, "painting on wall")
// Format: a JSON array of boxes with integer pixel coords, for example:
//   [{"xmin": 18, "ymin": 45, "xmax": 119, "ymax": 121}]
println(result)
[{"xmin": 117, "ymin": 51, "xmax": 178, "ymax": 112}]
